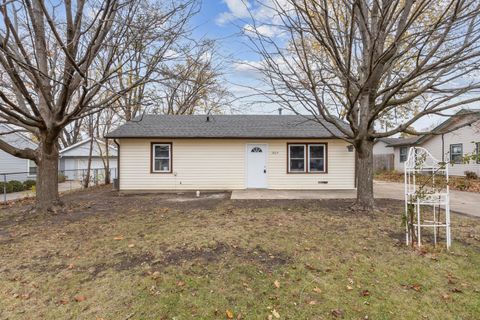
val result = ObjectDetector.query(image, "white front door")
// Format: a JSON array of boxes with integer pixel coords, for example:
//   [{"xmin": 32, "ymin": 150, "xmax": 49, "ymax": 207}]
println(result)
[{"xmin": 246, "ymin": 144, "xmax": 268, "ymax": 188}]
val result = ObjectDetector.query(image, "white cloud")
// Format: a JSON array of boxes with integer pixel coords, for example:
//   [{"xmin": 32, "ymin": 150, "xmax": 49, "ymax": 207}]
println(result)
[
  {"xmin": 216, "ymin": 0, "xmax": 251, "ymax": 25},
  {"xmin": 243, "ymin": 24, "xmax": 279, "ymax": 38},
  {"xmin": 216, "ymin": 0, "xmax": 293, "ymax": 39}
]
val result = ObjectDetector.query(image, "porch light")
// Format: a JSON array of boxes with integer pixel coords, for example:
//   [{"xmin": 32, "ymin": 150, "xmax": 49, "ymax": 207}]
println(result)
[{"xmin": 347, "ymin": 145, "xmax": 354, "ymax": 152}]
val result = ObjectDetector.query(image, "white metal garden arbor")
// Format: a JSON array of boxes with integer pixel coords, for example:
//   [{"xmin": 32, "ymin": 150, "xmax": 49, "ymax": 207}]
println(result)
[{"xmin": 404, "ymin": 147, "xmax": 451, "ymax": 249}]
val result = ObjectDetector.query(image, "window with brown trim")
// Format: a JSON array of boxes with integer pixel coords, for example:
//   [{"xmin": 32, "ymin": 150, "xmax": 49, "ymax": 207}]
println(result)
[
  {"xmin": 308, "ymin": 144, "xmax": 325, "ymax": 172},
  {"xmin": 151, "ymin": 143, "xmax": 172, "ymax": 173},
  {"xmin": 288, "ymin": 143, "xmax": 327, "ymax": 173},
  {"xmin": 288, "ymin": 144, "xmax": 306, "ymax": 172}
]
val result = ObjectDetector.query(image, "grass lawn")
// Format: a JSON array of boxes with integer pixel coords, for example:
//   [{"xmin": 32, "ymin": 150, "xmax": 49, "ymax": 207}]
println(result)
[{"xmin": 0, "ymin": 186, "xmax": 479, "ymax": 319}]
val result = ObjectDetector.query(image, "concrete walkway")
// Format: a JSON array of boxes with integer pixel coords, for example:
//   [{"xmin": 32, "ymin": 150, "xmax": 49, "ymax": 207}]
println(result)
[
  {"xmin": 231, "ymin": 189, "xmax": 357, "ymax": 200},
  {"xmin": 2, "ymin": 181, "xmax": 82, "ymax": 203},
  {"xmin": 231, "ymin": 181, "xmax": 480, "ymax": 217}
]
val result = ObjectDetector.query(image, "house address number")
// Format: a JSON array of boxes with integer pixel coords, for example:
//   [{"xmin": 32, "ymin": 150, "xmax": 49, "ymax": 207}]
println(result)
[{"xmin": 271, "ymin": 151, "xmax": 279, "ymax": 155}]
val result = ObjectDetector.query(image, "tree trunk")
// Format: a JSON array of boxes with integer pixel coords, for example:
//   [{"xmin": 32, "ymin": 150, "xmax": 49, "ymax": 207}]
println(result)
[
  {"xmin": 36, "ymin": 139, "xmax": 60, "ymax": 212},
  {"xmin": 83, "ymin": 138, "xmax": 94, "ymax": 188},
  {"xmin": 104, "ymin": 139, "xmax": 111, "ymax": 184},
  {"xmin": 354, "ymin": 139, "xmax": 375, "ymax": 212}
]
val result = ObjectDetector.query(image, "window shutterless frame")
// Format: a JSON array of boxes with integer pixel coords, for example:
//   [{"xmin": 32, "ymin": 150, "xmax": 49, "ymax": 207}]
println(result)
[
  {"xmin": 287, "ymin": 144, "xmax": 306, "ymax": 173},
  {"xmin": 449, "ymin": 143, "xmax": 463, "ymax": 164},
  {"xmin": 308, "ymin": 144, "xmax": 326, "ymax": 173},
  {"xmin": 399, "ymin": 147, "xmax": 408, "ymax": 163},
  {"xmin": 150, "ymin": 142, "xmax": 172, "ymax": 173},
  {"xmin": 287, "ymin": 143, "xmax": 328, "ymax": 174},
  {"xmin": 476, "ymin": 142, "xmax": 480, "ymax": 164},
  {"xmin": 27, "ymin": 159, "xmax": 37, "ymax": 176}
]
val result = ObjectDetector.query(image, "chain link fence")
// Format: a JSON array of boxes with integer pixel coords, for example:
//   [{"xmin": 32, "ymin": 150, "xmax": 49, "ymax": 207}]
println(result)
[{"xmin": 1, "ymin": 168, "xmax": 117, "ymax": 204}]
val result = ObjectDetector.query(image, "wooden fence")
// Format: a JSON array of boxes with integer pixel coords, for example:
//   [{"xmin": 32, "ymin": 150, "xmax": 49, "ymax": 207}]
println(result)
[{"xmin": 373, "ymin": 154, "xmax": 394, "ymax": 172}]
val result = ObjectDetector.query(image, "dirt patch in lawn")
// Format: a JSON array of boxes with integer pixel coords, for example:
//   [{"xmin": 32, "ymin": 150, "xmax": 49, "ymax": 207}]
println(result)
[{"xmin": 1, "ymin": 186, "xmax": 480, "ymax": 320}]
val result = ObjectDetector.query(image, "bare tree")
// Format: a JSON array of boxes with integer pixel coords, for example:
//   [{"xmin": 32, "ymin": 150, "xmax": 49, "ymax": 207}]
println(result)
[
  {"xmin": 155, "ymin": 40, "xmax": 231, "ymax": 115},
  {"xmin": 0, "ymin": 0, "xmax": 197, "ymax": 211},
  {"xmin": 246, "ymin": 0, "xmax": 480, "ymax": 211}
]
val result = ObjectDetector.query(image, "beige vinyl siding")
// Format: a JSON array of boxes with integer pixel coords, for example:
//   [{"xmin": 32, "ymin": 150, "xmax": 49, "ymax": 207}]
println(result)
[{"xmin": 118, "ymin": 138, "xmax": 355, "ymax": 191}]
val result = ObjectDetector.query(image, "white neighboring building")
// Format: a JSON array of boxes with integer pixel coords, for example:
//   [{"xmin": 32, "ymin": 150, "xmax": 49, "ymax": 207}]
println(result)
[
  {"xmin": 0, "ymin": 124, "xmax": 37, "ymax": 181},
  {"xmin": 59, "ymin": 138, "xmax": 118, "ymax": 180},
  {"xmin": 387, "ymin": 110, "xmax": 480, "ymax": 176},
  {"xmin": 373, "ymin": 138, "xmax": 397, "ymax": 155}
]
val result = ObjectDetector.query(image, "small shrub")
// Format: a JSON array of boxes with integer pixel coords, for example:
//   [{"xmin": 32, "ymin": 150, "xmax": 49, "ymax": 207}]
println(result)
[
  {"xmin": 0, "ymin": 182, "xmax": 12, "ymax": 193},
  {"xmin": 23, "ymin": 179, "xmax": 36, "ymax": 190},
  {"xmin": 7, "ymin": 180, "xmax": 25, "ymax": 192},
  {"xmin": 58, "ymin": 173, "xmax": 67, "ymax": 183},
  {"xmin": 465, "ymin": 171, "xmax": 478, "ymax": 180}
]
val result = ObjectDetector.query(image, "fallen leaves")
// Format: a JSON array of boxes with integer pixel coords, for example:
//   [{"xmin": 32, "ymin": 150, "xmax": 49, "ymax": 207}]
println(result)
[
  {"xmin": 74, "ymin": 295, "xmax": 87, "ymax": 302},
  {"xmin": 226, "ymin": 309, "xmax": 234, "ymax": 319},
  {"xmin": 331, "ymin": 309, "xmax": 344, "ymax": 318},
  {"xmin": 113, "ymin": 236, "xmax": 124, "ymax": 240},
  {"xmin": 272, "ymin": 309, "xmax": 280, "ymax": 318},
  {"xmin": 403, "ymin": 283, "xmax": 422, "ymax": 292},
  {"xmin": 361, "ymin": 290, "xmax": 370, "ymax": 297},
  {"xmin": 176, "ymin": 280, "xmax": 185, "ymax": 287},
  {"xmin": 313, "ymin": 287, "xmax": 322, "ymax": 294},
  {"xmin": 274, "ymin": 280, "xmax": 280, "ymax": 289}
]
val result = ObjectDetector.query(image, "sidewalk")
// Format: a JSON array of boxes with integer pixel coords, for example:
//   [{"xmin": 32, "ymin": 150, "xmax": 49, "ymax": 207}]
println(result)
[{"xmin": 2, "ymin": 181, "xmax": 83, "ymax": 203}]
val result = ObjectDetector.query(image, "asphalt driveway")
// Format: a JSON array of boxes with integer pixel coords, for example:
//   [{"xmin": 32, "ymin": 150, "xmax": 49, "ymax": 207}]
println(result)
[{"xmin": 373, "ymin": 180, "xmax": 479, "ymax": 217}]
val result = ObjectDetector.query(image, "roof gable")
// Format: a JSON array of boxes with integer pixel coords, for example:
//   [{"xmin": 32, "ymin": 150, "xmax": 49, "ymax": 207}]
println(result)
[
  {"xmin": 60, "ymin": 138, "xmax": 117, "ymax": 157},
  {"xmin": 0, "ymin": 124, "xmax": 37, "ymax": 149}
]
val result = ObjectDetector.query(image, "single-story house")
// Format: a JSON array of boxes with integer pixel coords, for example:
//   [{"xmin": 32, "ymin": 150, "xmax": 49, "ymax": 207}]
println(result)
[
  {"xmin": 106, "ymin": 115, "xmax": 356, "ymax": 192},
  {"xmin": 59, "ymin": 138, "xmax": 118, "ymax": 180},
  {"xmin": 385, "ymin": 110, "xmax": 480, "ymax": 176},
  {"xmin": 0, "ymin": 124, "xmax": 37, "ymax": 181}
]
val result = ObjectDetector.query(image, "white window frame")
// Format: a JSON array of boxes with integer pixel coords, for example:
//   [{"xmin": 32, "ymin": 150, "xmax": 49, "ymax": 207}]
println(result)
[
  {"xmin": 152, "ymin": 143, "xmax": 171, "ymax": 173},
  {"xmin": 476, "ymin": 142, "xmax": 480, "ymax": 164},
  {"xmin": 288, "ymin": 144, "xmax": 306, "ymax": 173},
  {"xmin": 27, "ymin": 159, "xmax": 37, "ymax": 177},
  {"xmin": 399, "ymin": 147, "xmax": 408, "ymax": 163},
  {"xmin": 450, "ymin": 143, "xmax": 463, "ymax": 164},
  {"xmin": 308, "ymin": 144, "xmax": 326, "ymax": 173}
]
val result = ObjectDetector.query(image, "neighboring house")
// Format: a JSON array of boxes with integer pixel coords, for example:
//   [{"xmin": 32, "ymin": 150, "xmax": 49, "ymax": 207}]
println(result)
[
  {"xmin": 59, "ymin": 138, "xmax": 118, "ymax": 180},
  {"xmin": 0, "ymin": 124, "xmax": 37, "ymax": 181},
  {"xmin": 386, "ymin": 110, "xmax": 480, "ymax": 176},
  {"xmin": 106, "ymin": 115, "xmax": 356, "ymax": 191},
  {"xmin": 372, "ymin": 138, "xmax": 398, "ymax": 171},
  {"xmin": 373, "ymin": 138, "xmax": 397, "ymax": 155}
]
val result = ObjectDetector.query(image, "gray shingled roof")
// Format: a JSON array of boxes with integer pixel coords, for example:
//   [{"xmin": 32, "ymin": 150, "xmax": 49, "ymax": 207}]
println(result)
[
  {"xmin": 376, "ymin": 137, "xmax": 403, "ymax": 145},
  {"xmin": 385, "ymin": 137, "xmax": 420, "ymax": 147},
  {"xmin": 106, "ymin": 115, "xmax": 350, "ymax": 139}
]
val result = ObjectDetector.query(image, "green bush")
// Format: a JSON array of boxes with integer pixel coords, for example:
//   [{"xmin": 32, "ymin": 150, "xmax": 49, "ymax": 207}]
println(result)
[
  {"xmin": 465, "ymin": 171, "xmax": 478, "ymax": 180},
  {"xmin": 7, "ymin": 180, "xmax": 25, "ymax": 192},
  {"xmin": 0, "ymin": 182, "xmax": 12, "ymax": 193},
  {"xmin": 58, "ymin": 173, "xmax": 67, "ymax": 183},
  {"xmin": 23, "ymin": 179, "xmax": 36, "ymax": 190}
]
